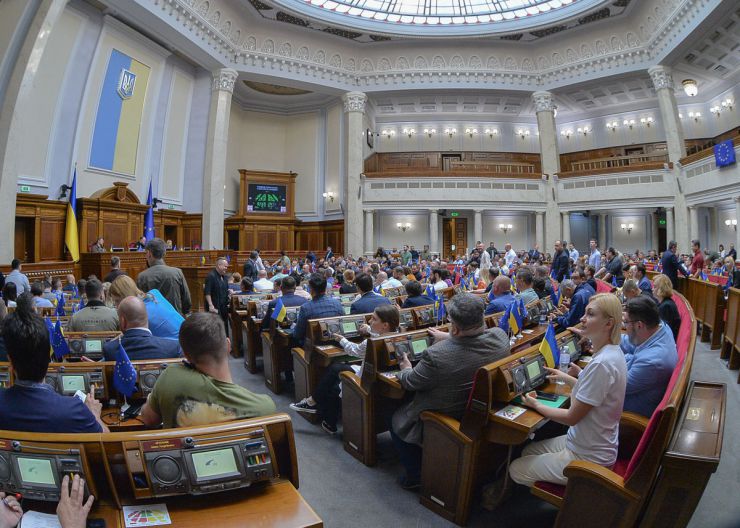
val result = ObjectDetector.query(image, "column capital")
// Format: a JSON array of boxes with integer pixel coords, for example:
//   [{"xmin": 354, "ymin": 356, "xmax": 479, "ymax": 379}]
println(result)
[
  {"xmin": 428, "ymin": 208, "xmax": 438, "ymax": 214},
  {"xmin": 364, "ymin": 208, "xmax": 374, "ymax": 214},
  {"xmin": 342, "ymin": 91, "xmax": 367, "ymax": 113},
  {"xmin": 212, "ymin": 68, "xmax": 238, "ymax": 93},
  {"xmin": 734, "ymin": 196, "xmax": 740, "ymax": 204},
  {"xmin": 473, "ymin": 209, "xmax": 483, "ymax": 214},
  {"xmin": 688, "ymin": 205, "xmax": 697, "ymax": 210},
  {"xmin": 532, "ymin": 91, "xmax": 555, "ymax": 113},
  {"xmin": 648, "ymin": 65, "xmax": 674, "ymax": 91},
  {"xmin": 535, "ymin": 211, "xmax": 545, "ymax": 216}
]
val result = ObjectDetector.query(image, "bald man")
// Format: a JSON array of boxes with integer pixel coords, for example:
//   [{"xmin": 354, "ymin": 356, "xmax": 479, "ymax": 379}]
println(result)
[
  {"xmin": 102, "ymin": 296, "xmax": 182, "ymax": 361},
  {"xmin": 484, "ymin": 276, "xmax": 517, "ymax": 315}
]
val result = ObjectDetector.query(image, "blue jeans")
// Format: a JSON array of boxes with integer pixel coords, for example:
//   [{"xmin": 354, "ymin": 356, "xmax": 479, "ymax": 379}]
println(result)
[{"xmin": 390, "ymin": 428, "xmax": 422, "ymax": 481}]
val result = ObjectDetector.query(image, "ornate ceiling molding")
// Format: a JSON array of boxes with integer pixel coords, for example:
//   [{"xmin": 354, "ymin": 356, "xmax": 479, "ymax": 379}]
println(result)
[{"xmin": 149, "ymin": 0, "xmax": 718, "ymax": 93}]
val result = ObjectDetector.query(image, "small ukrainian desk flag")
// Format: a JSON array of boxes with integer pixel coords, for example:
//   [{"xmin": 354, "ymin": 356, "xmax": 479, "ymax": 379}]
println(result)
[
  {"xmin": 539, "ymin": 323, "xmax": 560, "ymax": 368},
  {"xmin": 272, "ymin": 297, "xmax": 287, "ymax": 322}
]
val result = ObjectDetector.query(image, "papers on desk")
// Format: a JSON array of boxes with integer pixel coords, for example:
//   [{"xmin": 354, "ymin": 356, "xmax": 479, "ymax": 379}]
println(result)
[
  {"xmin": 495, "ymin": 405, "xmax": 527, "ymax": 421},
  {"xmin": 521, "ymin": 329, "xmax": 534, "ymax": 334},
  {"xmin": 123, "ymin": 504, "xmax": 172, "ymax": 527},
  {"xmin": 18, "ymin": 511, "xmax": 62, "ymax": 528}
]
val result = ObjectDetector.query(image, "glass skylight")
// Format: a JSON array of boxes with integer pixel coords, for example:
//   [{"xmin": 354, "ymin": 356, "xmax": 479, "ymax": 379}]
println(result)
[{"xmin": 274, "ymin": 0, "xmax": 600, "ymax": 35}]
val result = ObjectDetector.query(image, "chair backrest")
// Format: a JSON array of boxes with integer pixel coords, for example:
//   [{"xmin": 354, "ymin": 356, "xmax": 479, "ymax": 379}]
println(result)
[
  {"xmin": 595, "ymin": 279, "xmax": 614, "ymax": 293},
  {"xmin": 623, "ymin": 291, "xmax": 696, "ymax": 487}
]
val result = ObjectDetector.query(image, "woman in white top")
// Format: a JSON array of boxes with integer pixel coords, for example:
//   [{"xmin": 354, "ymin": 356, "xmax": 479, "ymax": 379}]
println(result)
[
  {"xmin": 290, "ymin": 304, "xmax": 400, "ymax": 434},
  {"xmin": 509, "ymin": 293, "xmax": 627, "ymax": 487}
]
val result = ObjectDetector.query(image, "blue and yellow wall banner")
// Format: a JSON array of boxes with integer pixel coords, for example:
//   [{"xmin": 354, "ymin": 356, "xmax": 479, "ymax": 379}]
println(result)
[{"xmin": 90, "ymin": 49, "xmax": 150, "ymax": 175}]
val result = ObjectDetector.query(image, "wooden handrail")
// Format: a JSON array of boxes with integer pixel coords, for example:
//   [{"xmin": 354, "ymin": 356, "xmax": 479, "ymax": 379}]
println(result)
[
  {"xmin": 679, "ymin": 135, "xmax": 740, "ymax": 166},
  {"xmin": 558, "ymin": 162, "xmax": 671, "ymax": 178},
  {"xmin": 569, "ymin": 153, "xmax": 668, "ymax": 172},
  {"xmin": 363, "ymin": 170, "xmax": 543, "ymax": 179}
]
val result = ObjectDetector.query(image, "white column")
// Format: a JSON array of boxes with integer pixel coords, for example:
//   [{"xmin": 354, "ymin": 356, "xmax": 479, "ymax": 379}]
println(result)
[
  {"xmin": 735, "ymin": 197, "xmax": 740, "ymax": 256},
  {"xmin": 0, "ymin": 0, "xmax": 68, "ymax": 263},
  {"xmin": 473, "ymin": 210, "xmax": 483, "ymax": 246},
  {"xmin": 649, "ymin": 65, "xmax": 689, "ymax": 252},
  {"xmin": 364, "ymin": 209, "xmax": 374, "ymax": 256},
  {"xmin": 342, "ymin": 92, "xmax": 367, "ymax": 259},
  {"xmin": 429, "ymin": 209, "xmax": 439, "ymax": 256},
  {"xmin": 651, "ymin": 211, "xmax": 660, "ymax": 251},
  {"xmin": 666, "ymin": 207, "xmax": 675, "ymax": 244},
  {"xmin": 533, "ymin": 91, "xmax": 561, "ymax": 254},
  {"xmin": 708, "ymin": 207, "xmax": 718, "ymax": 250},
  {"xmin": 689, "ymin": 206, "xmax": 699, "ymax": 243},
  {"xmin": 599, "ymin": 213, "xmax": 607, "ymax": 249},
  {"xmin": 535, "ymin": 212, "xmax": 544, "ymax": 250},
  {"xmin": 201, "ymin": 68, "xmax": 237, "ymax": 250},
  {"xmin": 561, "ymin": 211, "xmax": 571, "ymax": 243}
]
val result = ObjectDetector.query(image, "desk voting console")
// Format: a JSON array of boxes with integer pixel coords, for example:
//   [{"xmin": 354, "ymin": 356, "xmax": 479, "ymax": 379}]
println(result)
[
  {"xmin": 0, "ymin": 414, "xmax": 322, "ymax": 527},
  {"xmin": 420, "ymin": 329, "xmax": 581, "ymax": 525},
  {"xmin": 291, "ymin": 314, "xmax": 371, "ymax": 418},
  {"xmin": 63, "ymin": 331, "xmax": 122, "ymax": 361}
]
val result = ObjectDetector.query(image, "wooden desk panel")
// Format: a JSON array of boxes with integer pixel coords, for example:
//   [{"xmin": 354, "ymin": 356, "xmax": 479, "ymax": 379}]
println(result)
[{"xmin": 119, "ymin": 481, "xmax": 322, "ymax": 528}]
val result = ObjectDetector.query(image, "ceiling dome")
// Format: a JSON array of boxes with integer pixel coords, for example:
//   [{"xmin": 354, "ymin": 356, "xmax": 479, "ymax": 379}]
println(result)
[{"xmin": 268, "ymin": 0, "xmax": 610, "ymax": 37}]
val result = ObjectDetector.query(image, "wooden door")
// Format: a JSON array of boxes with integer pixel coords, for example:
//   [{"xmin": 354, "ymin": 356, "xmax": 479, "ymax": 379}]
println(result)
[
  {"xmin": 443, "ymin": 218, "xmax": 467, "ymax": 261},
  {"xmin": 14, "ymin": 218, "xmax": 34, "ymax": 262}
]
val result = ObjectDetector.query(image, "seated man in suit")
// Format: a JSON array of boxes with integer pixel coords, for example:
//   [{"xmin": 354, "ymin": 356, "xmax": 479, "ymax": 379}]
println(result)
[
  {"xmin": 391, "ymin": 294, "xmax": 510, "ymax": 489},
  {"xmin": 261, "ymin": 276, "xmax": 308, "ymax": 331},
  {"xmin": 141, "ymin": 312, "xmax": 275, "ymax": 429},
  {"xmin": 0, "ymin": 294, "xmax": 108, "ymax": 433},
  {"xmin": 630, "ymin": 263, "xmax": 654, "ymax": 297},
  {"xmin": 484, "ymin": 276, "xmax": 517, "ymax": 315},
  {"xmin": 551, "ymin": 270, "xmax": 594, "ymax": 329},
  {"xmin": 350, "ymin": 273, "xmax": 392, "ymax": 315},
  {"xmin": 292, "ymin": 273, "xmax": 345, "ymax": 346},
  {"xmin": 401, "ymin": 280, "xmax": 436, "ymax": 308},
  {"xmin": 102, "ymin": 296, "xmax": 181, "ymax": 361}
]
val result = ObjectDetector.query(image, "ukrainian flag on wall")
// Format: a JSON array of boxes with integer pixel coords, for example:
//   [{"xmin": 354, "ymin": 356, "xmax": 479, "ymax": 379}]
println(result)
[{"xmin": 90, "ymin": 49, "xmax": 150, "ymax": 175}]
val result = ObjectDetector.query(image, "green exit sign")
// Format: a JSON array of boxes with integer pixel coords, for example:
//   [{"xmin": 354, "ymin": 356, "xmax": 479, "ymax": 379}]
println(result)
[
  {"xmin": 450, "ymin": 211, "xmax": 459, "ymax": 217},
  {"xmin": 19, "ymin": 185, "xmax": 31, "ymax": 193},
  {"xmin": 659, "ymin": 219, "xmax": 667, "ymax": 225},
  {"xmin": 167, "ymin": 204, "xmax": 175, "ymax": 210}
]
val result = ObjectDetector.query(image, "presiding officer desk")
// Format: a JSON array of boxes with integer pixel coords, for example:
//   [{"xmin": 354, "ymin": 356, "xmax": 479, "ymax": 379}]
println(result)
[{"xmin": 0, "ymin": 414, "xmax": 322, "ymax": 527}]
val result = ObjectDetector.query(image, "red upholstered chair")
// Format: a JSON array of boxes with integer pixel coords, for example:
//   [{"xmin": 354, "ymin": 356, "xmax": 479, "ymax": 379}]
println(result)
[
  {"xmin": 595, "ymin": 278, "xmax": 615, "ymax": 293},
  {"xmin": 529, "ymin": 292, "xmax": 696, "ymax": 528}
]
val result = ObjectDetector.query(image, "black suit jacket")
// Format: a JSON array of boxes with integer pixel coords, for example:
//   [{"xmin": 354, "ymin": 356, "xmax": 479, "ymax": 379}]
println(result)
[
  {"xmin": 242, "ymin": 259, "xmax": 258, "ymax": 282},
  {"xmin": 350, "ymin": 292, "xmax": 392, "ymax": 315},
  {"xmin": 402, "ymin": 295, "xmax": 436, "ymax": 309},
  {"xmin": 551, "ymin": 250, "xmax": 570, "ymax": 282},
  {"xmin": 660, "ymin": 250, "xmax": 688, "ymax": 289},
  {"xmin": 102, "ymin": 329, "xmax": 182, "ymax": 362}
]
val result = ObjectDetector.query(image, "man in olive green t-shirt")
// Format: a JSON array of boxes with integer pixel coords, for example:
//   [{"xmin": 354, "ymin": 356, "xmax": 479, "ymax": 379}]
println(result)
[{"xmin": 141, "ymin": 313, "xmax": 275, "ymax": 429}]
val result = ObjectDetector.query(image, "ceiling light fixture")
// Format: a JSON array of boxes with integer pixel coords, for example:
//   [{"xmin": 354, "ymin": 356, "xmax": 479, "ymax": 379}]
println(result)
[{"xmin": 682, "ymin": 79, "xmax": 698, "ymax": 97}]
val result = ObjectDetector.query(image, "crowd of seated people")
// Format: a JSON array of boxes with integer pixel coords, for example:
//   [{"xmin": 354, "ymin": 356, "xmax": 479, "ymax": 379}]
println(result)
[{"xmin": 0, "ymin": 232, "xmax": 735, "ymax": 525}]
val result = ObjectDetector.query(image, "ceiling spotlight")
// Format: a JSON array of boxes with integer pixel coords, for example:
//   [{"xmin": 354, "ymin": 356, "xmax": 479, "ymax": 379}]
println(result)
[
  {"xmin": 465, "ymin": 128, "xmax": 478, "ymax": 138},
  {"xmin": 682, "ymin": 79, "xmax": 698, "ymax": 97},
  {"xmin": 423, "ymin": 128, "xmax": 437, "ymax": 137},
  {"xmin": 484, "ymin": 128, "xmax": 499, "ymax": 138},
  {"xmin": 402, "ymin": 128, "xmax": 416, "ymax": 138}
]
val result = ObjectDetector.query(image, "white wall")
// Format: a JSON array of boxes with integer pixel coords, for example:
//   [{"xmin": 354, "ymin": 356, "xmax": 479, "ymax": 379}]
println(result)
[
  {"xmin": 376, "ymin": 210, "xmax": 431, "ymax": 251},
  {"xmin": 481, "ymin": 213, "xmax": 532, "ymax": 253},
  {"xmin": 610, "ymin": 214, "xmax": 649, "ymax": 255},
  {"xmin": 325, "ymin": 103, "xmax": 342, "ymax": 217}
]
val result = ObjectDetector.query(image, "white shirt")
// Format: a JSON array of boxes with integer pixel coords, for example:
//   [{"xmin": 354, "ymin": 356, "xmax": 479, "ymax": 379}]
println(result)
[
  {"xmin": 504, "ymin": 249, "xmax": 517, "ymax": 268},
  {"xmin": 433, "ymin": 280, "xmax": 448, "ymax": 292},
  {"xmin": 254, "ymin": 278, "xmax": 274, "ymax": 291},
  {"xmin": 255, "ymin": 256, "xmax": 265, "ymax": 272},
  {"xmin": 479, "ymin": 250, "xmax": 492, "ymax": 270},
  {"xmin": 566, "ymin": 344, "xmax": 627, "ymax": 466},
  {"xmin": 381, "ymin": 278, "xmax": 403, "ymax": 289}
]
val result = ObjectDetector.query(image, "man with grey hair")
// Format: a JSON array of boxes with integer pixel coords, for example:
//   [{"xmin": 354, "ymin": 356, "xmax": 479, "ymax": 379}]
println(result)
[
  {"xmin": 391, "ymin": 293, "xmax": 510, "ymax": 489},
  {"xmin": 551, "ymin": 275, "xmax": 593, "ymax": 329},
  {"xmin": 136, "ymin": 238, "xmax": 192, "ymax": 315}
]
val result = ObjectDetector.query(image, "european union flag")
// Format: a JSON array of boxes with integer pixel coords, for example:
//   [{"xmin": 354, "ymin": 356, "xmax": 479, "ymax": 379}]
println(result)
[
  {"xmin": 551, "ymin": 288, "xmax": 560, "ymax": 307},
  {"xmin": 55, "ymin": 295, "xmax": 66, "ymax": 317},
  {"xmin": 612, "ymin": 274, "xmax": 618, "ymax": 287},
  {"xmin": 52, "ymin": 319, "xmax": 69, "ymax": 361},
  {"xmin": 714, "ymin": 139, "xmax": 736, "ymax": 168},
  {"xmin": 437, "ymin": 296, "xmax": 446, "ymax": 323},
  {"xmin": 45, "ymin": 318, "xmax": 55, "ymax": 357},
  {"xmin": 144, "ymin": 180, "xmax": 155, "ymax": 241},
  {"xmin": 519, "ymin": 298, "xmax": 528, "ymax": 322},
  {"xmin": 113, "ymin": 341, "xmax": 138, "ymax": 398}
]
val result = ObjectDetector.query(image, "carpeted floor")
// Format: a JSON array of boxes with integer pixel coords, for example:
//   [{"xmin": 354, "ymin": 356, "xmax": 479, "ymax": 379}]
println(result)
[{"xmin": 230, "ymin": 337, "xmax": 739, "ymax": 528}]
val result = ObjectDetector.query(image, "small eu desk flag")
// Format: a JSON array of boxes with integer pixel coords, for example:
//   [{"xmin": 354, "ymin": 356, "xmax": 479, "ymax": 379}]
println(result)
[
  {"xmin": 714, "ymin": 139, "xmax": 736, "ymax": 168},
  {"xmin": 114, "ymin": 341, "xmax": 138, "ymax": 398},
  {"xmin": 52, "ymin": 319, "xmax": 70, "ymax": 361}
]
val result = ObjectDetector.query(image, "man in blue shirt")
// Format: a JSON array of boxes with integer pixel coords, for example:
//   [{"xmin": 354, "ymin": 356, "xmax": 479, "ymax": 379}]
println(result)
[
  {"xmin": 552, "ymin": 270, "xmax": 594, "ymax": 329},
  {"xmin": 293, "ymin": 274, "xmax": 344, "ymax": 346},
  {"xmin": 630, "ymin": 262, "xmax": 654, "ymax": 298},
  {"xmin": 484, "ymin": 276, "xmax": 517, "ymax": 315},
  {"xmin": 5, "ymin": 259, "xmax": 30, "ymax": 296},
  {"xmin": 588, "ymin": 239, "xmax": 601, "ymax": 268},
  {"xmin": 620, "ymin": 296, "xmax": 677, "ymax": 417},
  {"xmin": 350, "ymin": 273, "xmax": 392, "ymax": 315},
  {"xmin": 0, "ymin": 294, "xmax": 107, "ymax": 433}
]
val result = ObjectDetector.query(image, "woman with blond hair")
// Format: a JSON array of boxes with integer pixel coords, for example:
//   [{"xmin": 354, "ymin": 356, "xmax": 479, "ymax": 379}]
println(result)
[
  {"xmin": 108, "ymin": 275, "xmax": 183, "ymax": 340},
  {"xmin": 652, "ymin": 274, "xmax": 681, "ymax": 342},
  {"xmin": 508, "ymin": 293, "xmax": 626, "ymax": 488}
]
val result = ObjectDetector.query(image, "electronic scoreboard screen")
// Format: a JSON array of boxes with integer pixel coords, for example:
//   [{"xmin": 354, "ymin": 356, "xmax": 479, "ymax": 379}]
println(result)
[{"xmin": 247, "ymin": 184, "xmax": 287, "ymax": 213}]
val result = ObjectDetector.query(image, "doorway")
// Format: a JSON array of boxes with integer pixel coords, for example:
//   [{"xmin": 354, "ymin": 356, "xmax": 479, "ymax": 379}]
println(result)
[{"xmin": 443, "ymin": 217, "xmax": 467, "ymax": 260}]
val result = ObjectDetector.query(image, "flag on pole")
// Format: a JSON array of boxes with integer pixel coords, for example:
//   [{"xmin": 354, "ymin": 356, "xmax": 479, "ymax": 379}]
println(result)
[
  {"xmin": 64, "ymin": 169, "xmax": 80, "ymax": 262},
  {"xmin": 498, "ymin": 304, "xmax": 510, "ymax": 334},
  {"xmin": 508, "ymin": 301, "xmax": 522, "ymax": 335},
  {"xmin": 144, "ymin": 180, "xmax": 155, "ymax": 241},
  {"xmin": 113, "ymin": 341, "xmax": 138, "ymax": 398},
  {"xmin": 271, "ymin": 297, "xmax": 287, "ymax": 322},
  {"xmin": 52, "ymin": 319, "xmax": 70, "ymax": 361},
  {"xmin": 55, "ymin": 295, "xmax": 66, "ymax": 317},
  {"xmin": 538, "ymin": 323, "xmax": 560, "ymax": 368},
  {"xmin": 45, "ymin": 318, "xmax": 55, "ymax": 358},
  {"xmin": 436, "ymin": 296, "xmax": 446, "ymax": 323},
  {"xmin": 551, "ymin": 288, "xmax": 560, "ymax": 307}
]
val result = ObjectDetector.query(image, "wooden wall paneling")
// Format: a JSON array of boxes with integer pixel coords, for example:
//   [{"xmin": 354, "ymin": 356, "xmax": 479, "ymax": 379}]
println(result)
[
  {"xmin": 39, "ymin": 220, "xmax": 65, "ymax": 261},
  {"xmin": 14, "ymin": 194, "xmax": 68, "ymax": 263}
]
